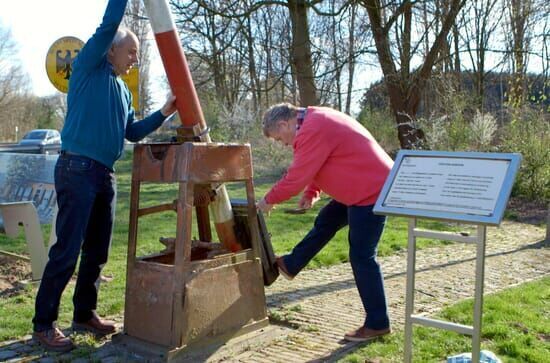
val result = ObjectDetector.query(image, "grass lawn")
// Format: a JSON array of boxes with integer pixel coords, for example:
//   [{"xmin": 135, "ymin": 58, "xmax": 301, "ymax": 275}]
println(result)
[
  {"xmin": 0, "ymin": 152, "xmax": 470, "ymax": 340},
  {"xmin": 341, "ymin": 277, "xmax": 550, "ymax": 363}
]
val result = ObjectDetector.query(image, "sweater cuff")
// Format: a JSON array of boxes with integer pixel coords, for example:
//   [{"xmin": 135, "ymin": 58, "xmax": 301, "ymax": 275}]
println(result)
[
  {"xmin": 155, "ymin": 109, "xmax": 167, "ymax": 122},
  {"xmin": 264, "ymin": 192, "xmax": 276, "ymax": 205}
]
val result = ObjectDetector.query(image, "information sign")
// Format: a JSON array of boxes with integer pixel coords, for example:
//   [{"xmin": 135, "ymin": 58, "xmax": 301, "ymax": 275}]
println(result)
[{"xmin": 374, "ymin": 150, "xmax": 521, "ymax": 225}]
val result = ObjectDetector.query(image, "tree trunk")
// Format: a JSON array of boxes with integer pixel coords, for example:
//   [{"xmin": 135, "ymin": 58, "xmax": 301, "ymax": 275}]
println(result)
[
  {"xmin": 363, "ymin": 0, "xmax": 465, "ymax": 149},
  {"xmin": 287, "ymin": 0, "xmax": 318, "ymax": 106},
  {"xmin": 508, "ymin": 0, "xmax": 532, "ymax": 109},
  {"xmin": 124, "ymin": 0, "xmax": 153, "ymax": 116},
  {"xmin": 245, "ymin": 15, "xmax": 261, "ymax": 113},
  {"xmin": 330, "ymin": 1, "xmax": 342, "ymax": 111},
  {"xmin": 453, "ymin": 23, "xmax": 461, "ymax": 90},
  {"xmin": 345, "ymin": 4, "xmax": 357, "ymax": 115}
]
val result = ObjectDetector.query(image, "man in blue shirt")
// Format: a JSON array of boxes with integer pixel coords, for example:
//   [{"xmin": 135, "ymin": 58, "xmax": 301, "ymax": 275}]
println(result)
[{"xmin": 32, "ymin": 0, "xmax": 176, "ymax": 351}]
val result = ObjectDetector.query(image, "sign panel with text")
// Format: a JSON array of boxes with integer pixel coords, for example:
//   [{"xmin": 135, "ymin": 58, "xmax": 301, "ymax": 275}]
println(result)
[{"xmin": 374, "ymin": 151, "xmax": 521, "ymax": 225}]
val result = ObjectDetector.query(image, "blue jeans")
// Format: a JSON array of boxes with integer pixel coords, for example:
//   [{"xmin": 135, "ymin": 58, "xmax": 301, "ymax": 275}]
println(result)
[
  {"xmin": 283, "ymin": 200, "xmax": 390, "ymax": 330},
  {"xmin": 33, "ymin": 153, "xmax": 116, "ymax": 332}
]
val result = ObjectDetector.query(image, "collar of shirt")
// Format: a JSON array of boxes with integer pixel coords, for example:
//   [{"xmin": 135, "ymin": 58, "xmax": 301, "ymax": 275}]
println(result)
[{"xmin": 296, "ymin": 108, "xmax": 307, "ymax": 131}]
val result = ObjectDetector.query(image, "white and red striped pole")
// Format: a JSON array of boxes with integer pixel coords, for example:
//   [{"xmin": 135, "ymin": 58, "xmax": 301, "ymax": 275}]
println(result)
[
  {"xmin": 143, "ymin": 0, "xmax": 240, "ymax": 252},
  {"xmin": 143, "ymin": 0, "xmax": 205, "ymax": 130}
]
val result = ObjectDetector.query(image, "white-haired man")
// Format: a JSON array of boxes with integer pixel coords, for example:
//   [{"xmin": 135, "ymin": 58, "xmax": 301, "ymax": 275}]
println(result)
[{"xmin": 32, "ymin": 0, "xmax": 176, "ymax": 351}]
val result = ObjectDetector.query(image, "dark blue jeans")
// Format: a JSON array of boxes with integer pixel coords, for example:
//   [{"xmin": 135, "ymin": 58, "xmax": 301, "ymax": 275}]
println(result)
[
  {"xmin": 33, "ymin": 153, "xmax": 116, "ymax": 332},
  {"xmin": 283, "ymin": 200, "xmax": 390, "ymax": 330}
]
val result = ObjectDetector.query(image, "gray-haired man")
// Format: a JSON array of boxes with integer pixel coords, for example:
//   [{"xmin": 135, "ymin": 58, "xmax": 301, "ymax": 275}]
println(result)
[{"xmin": 32, "ymin": 0, "xmax": 176, "ymax": 351}]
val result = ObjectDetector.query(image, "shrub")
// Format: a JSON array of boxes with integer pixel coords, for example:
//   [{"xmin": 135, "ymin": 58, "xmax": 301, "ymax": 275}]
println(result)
[
  {"xmin": 499, "ymin": 108, "xmax": 550, "ymax": 202},
  {"xmin": 357, "ymin": 107, "xmax": 400, "ymax": 152},
  {"xmin": 470, "ymin": 110, "xmax": 498, "ymax": 151},
  {"xmin": 418, "ymin": 113, "xmax": 473, "ymax": 151},
  {"xmin": 208, "ymin": 100, "xmax": 292, "ymax": 178},
  {"xmin": 419, "ymin": 109, "xmax": 500, "ymax": 152}
]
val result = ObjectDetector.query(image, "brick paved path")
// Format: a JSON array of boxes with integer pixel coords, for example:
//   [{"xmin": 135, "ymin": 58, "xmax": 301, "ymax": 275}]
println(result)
[{"xmin": 0, "ymin": 221, "xmax": 547, "ymax": 362}]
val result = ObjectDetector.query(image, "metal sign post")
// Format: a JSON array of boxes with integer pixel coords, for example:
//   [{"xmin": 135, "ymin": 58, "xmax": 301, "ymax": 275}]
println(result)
[
  {"xmin": 374, "ymin": 150, "xmax": 521, "ymax": 363},
  {"xmin": 403, "ymin": 218, "xmax": 486, "ymax": 362}
]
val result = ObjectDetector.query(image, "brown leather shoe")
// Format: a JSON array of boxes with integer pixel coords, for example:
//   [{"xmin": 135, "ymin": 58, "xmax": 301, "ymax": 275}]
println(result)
[
  {"xmin": 276, "ymin": 256, "xmax": 295, "ymax": 280},
  {"xmin": 33, "ymin": 327, "xmax": 74, "ymax": 352},
  {"xmin": 344, "ymin": 326, "xmax": 391, "ymax": 342},
  {"xmin": 72, "ymin": 311, "xmax": 116, "ymax": 336}
]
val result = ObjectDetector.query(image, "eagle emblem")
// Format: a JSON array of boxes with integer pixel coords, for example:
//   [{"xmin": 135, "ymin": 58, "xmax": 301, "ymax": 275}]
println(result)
[{"xmin": 56, "ymin": 49, "xmax": 79, "ymax": 80}]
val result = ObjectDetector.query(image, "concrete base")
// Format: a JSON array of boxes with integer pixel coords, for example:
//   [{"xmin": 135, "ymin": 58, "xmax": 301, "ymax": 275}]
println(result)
[{"xmin": 113, "ymin": 318, "xmax": 271, "ymax": 362}]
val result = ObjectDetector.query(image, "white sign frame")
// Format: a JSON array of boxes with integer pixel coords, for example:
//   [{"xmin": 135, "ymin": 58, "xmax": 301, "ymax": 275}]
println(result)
[{"xmin": 374, "ymin": 150, "xmax": 521, "ymax": 225}]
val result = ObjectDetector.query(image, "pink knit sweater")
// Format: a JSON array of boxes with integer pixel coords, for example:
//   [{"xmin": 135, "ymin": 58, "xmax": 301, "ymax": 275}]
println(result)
[{"xmin": 264, "ymin": 106, "xmax": 394, "ymax": 206}]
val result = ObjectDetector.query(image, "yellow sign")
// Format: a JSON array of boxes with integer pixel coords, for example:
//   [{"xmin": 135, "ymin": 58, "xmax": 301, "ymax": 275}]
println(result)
[
  {"xmin": 45, "ymin": 36, "xmax": 84, "ymax": 93},
  {"xmin": 45, "ymin": 36, "xmax": 140, "ymax": 114},
  {"xmin": 121, "ymin": 67, "xmax": 140, "ymax": 115}
]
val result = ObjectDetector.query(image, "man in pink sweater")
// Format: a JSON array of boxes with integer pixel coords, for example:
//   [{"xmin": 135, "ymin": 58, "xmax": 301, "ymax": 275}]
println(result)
[{"xmin": 257, "ymin": 103, "xmax": 393, "ymax": 342}]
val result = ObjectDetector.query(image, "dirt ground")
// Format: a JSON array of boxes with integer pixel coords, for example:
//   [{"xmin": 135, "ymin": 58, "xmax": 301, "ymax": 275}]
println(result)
[
  {"xmin": 0, "ymin": 197, "xmax": 547, "ymax": 297},
  {"xmin": 0, "ymin": 255, "xmax": 32, "ymax": 297},
  {"xmin": 506, "ymin": 197, "xmax": 548, "ymax": 225}
]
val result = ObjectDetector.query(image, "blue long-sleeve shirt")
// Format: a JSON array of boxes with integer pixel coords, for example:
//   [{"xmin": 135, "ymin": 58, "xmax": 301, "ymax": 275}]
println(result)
[{"xmin": 61, "ymin": 0, "xmax": 166, "ymax": 170}]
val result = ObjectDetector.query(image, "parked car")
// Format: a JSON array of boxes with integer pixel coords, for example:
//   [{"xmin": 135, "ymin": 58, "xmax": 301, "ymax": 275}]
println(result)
[
  {"xmin": 19, "ymin": 129, "xmax": 61, "ymax": 146},
  {"xmin": 18, "ymin": 129, "xmax": 61, "ymax": 154}
]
